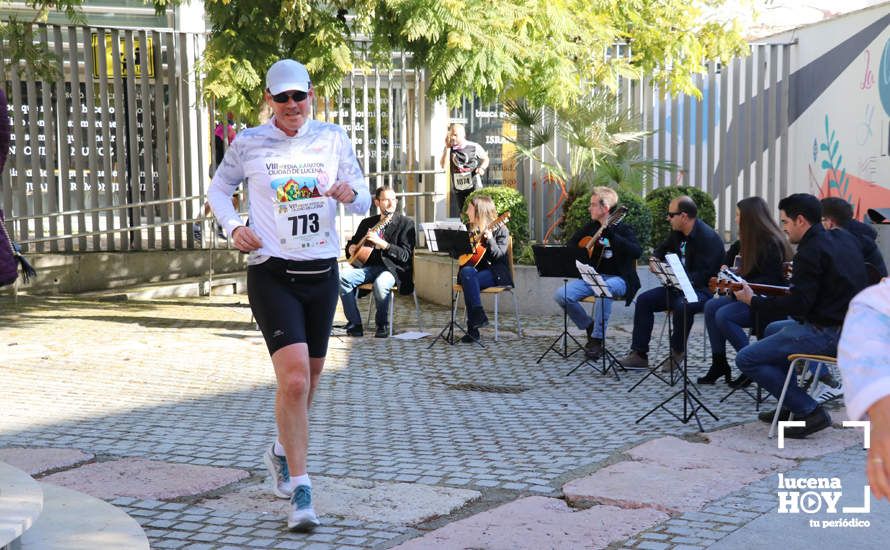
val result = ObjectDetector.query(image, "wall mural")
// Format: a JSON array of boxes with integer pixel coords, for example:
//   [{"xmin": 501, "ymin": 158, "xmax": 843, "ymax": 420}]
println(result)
[{"xmin": 811, "ymin": 33, "xmax": 890, "ymax": 220}]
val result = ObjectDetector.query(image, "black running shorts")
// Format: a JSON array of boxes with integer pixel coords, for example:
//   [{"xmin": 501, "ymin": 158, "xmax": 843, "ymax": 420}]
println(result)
[{"xmin": 247, "ymin": 257, "xmax": 339, "ymax": 357}]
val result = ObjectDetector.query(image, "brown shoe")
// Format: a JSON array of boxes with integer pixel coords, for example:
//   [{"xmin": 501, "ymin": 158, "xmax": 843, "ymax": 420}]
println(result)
[{"xmin": 619, "ymin": 350, "xmax": 648, "ymax": 370}]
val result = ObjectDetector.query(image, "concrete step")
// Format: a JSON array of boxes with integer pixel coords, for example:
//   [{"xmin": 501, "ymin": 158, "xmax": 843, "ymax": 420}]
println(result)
[
  {"xmin": 0, "ymin": 462, "xmax": 43, "ymax": 549},
  {"xmin": 19, "ymin": 483, "xmax": 149, "ymax": 550},
  {"xmin": 77, "ymin": 272, "xmax": 246, "ymax": 301}
]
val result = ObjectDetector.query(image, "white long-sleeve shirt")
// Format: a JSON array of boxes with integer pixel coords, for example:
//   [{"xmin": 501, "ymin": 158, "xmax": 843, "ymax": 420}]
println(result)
[
  {"xmin": 838, "ymin": 278, "xmax": 890, "ymax": 421},
  {"xmin": 207, "ymin": 117, "xmax": 370, "ymax": 264}
]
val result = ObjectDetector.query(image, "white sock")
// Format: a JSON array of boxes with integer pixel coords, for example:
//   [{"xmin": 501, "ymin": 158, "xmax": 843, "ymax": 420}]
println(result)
[
  {"xmin": 273, "ymin": 440, "xmax": 286, "ymax": 456},
  {"xmin": 293, "ymin": 473, "xmax": 311, "ymax": 488}
]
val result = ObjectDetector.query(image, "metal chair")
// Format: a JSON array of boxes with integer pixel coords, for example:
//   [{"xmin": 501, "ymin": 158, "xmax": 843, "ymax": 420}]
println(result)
[
  {"xmin": 768, "ymin": 353, "xmax": 837, "ymax": 439},
  {"xmin": 359, "ymin": 282, "xmax": 423, "ymax": 337},
  {"xmin": 452, "ymin": 237, "xmax": 522, "ymax": 341}
]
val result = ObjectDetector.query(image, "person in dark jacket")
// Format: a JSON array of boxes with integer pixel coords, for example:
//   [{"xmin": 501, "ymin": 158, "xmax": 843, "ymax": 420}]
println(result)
[
  {"xmin": 619, "ymin": 195, "xmax": 724, "ymax": 370},
  {"xmin": 458, "ymin": 194, "xmax": 512, "ymax": 343},
  {"xmin": 698, "ymin": 196, "xmax": 792, "ymax": 386},
  {"xmin": 821, "ymin": 197, "xmax": 887, "ymax": 280},
  {"xmin": 339, "ymin": 186, "xmax": 415, "ymax": 338},
  {"xmin": 734, "ymin": 193, "xmax": 868, "ymax": 439},
  {"xmin": 554, "ymin": 187, "xmax": 642, "ymax": 360}
]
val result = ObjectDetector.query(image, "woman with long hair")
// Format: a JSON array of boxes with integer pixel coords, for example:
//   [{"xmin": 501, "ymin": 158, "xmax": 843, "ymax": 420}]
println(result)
[
  {"xmin": 698, "ymin": 196, "xmax": 793, "ymax": 385},
  {"xmin": 458, "ymin": 194, "xmax": 512, "ymax": 343}
]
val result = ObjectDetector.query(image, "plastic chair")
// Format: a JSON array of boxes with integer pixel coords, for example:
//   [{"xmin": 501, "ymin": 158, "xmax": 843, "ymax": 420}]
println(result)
[{"xmin": 453, "ymin": 237, "xmax": 522, "ymax": 341}]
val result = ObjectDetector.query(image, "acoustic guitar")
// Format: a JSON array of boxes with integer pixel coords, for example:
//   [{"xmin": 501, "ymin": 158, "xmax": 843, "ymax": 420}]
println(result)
[
  {"xmin": 347, "ymin": 213, "xmax": 393, "ymax": 268},
  {"xmin": 577, "ymin": 205, "xmax": 628, "ymax": 264},
  {"xmin": 708, "ymin": 268, "xmax": 790, "ymax": 296},
  {"xmin": 458, "ymin": 211, "xmax": 511, "ymax": 268}
]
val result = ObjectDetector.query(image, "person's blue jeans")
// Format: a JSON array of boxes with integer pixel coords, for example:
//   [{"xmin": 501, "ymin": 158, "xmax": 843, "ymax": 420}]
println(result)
[
  {"xmin": 631, "ymin": 287, "xmax": 712, "ymax": 354},
  {"xmin": 339, "ymin": 265, "xmax": 396, "ymax": 327},
  {"xmin": 553, "ymin": 276, "xmax": 627, "ymax": 338},
  {"xmin": 704, "ymin": 296, "xmax": 752, "ymax": 355},
  {"xmin": 735, "ymin": 319, "xmax": 841, "ymax": 415},
  {"xmin": 459, "ymin": 266, "xmax": 496, "ymax": 310}
]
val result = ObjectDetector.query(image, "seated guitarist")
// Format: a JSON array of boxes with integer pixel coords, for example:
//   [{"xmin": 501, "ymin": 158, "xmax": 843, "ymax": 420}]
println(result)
[
  {"xmin": 699, "ymin": 196, "xmax": 792, "ymax": 387},
  {"xmin": 733, "ymin": 193, "xmax": 868, "ymax": 438},
  {"xmin": 619, "ymin": 196, "xmax": 724, "ymax": 370},
  {"xmin": 459, "ymin": 194, "xmax": 511, "ymax": 343},
  {"xmin": 339, "ymin": 186, "xmax": 416, "ymax": 338},
  {"xmin": 554, "ymin": 187, "xmax": 641, "ymax": 360}
]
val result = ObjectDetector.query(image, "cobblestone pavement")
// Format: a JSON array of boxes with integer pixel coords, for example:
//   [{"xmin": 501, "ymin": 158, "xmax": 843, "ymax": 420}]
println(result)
[{"xmin": 0, "ymin": 292, "xmax": 869, "ymax": 549}]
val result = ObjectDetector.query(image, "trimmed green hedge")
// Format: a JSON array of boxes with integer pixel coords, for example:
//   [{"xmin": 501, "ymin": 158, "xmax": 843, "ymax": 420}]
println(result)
[
  {"xmin": 464, "ymin": 185, "xmax": 530, "ymax": 259},
  {"xmin": 644, "ymin": 186, "xmax": 716, "ymax": 249},
  {"xmin": 563, "ymin": 188, "xmax": 653, "ymax": 252}
]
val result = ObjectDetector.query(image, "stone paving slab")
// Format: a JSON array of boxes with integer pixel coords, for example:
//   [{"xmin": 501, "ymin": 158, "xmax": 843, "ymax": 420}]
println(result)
[
  {"xmin": 627, "ymin": 436, "xmax": 796, "ymax": 474},
  {"xmin": 42, "ymin": 458, "xmax": 249, "ymax": 500},
  {"xmin": 564, "ymin": 460, "xmax": 769, "ymax": 514},
  {"xmin": 199, "ymin": 476, "xmax": 481, "ymax": 526},
  {"xmin": 0, "ymin": 447, "xmax": 93, "ymax": 475},
  {"xmin": 392, "ymin": 497, "xmax": 669, "ymax": 550},
  {"xmin": 704, "ymin": 421, "xmax": 863, "ymax": 459}
]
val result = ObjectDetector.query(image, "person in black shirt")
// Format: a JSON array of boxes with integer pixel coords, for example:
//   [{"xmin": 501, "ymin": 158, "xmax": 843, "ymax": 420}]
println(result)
[
  {"xmin": 698, "ymin": 196, "xmax": 792, "ymax": 386},
  {"xmin": 339, "ymin": 186, "xmax": 416, "ymax": 338},
  {"xmin": 734, "ymin": 193, "xmax": 868, "ymax": 439},
  {"xmin": 620, "ymin": 196, "xmax": 724, "ymax": 370},
  {"xmin": 821, "ymin": 196, "xmax": 887, "ymax": 280},
  {"xmin": 554, "ymin": 187, "xmax": 642, "ymax": 360}
]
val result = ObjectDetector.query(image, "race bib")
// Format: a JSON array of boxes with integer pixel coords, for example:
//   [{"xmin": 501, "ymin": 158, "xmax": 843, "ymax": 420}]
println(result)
[{"xmin": 275, "ymin": 196, "xmax": 331, "ymax": 251}]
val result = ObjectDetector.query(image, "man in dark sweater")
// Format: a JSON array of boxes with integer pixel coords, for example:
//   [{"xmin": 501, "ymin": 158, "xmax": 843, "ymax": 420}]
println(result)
[
  {"xmin": 554, "ymin": 187, "xmax": 642, "ymax": 360},
  {"xmin": 620, "ymin": 196, "xmax": 724, "ymax": 370},
  {"xmin": 339, "ymin": 186, "xmax": 415, "ymax": 338},
  {"xmin": 734, "ymin": 193, "xmax": 868, "ymax": 438},
  {"xmin": 820, "ymin": 197, "xmax": 886, "ymax": 280}
]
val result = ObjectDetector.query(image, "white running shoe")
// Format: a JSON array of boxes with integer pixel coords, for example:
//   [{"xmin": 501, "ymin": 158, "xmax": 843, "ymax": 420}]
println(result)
[
  {"xmin": 287, "ymin": 485, "xmax": 320, "ymax": 531},
  {"xmin": 815, "ymin": 379, "xmax": 844, "ymax": 404},
  {"xmin": 263, "ymin": 444, "xmax": 293, "ymax": 499}
]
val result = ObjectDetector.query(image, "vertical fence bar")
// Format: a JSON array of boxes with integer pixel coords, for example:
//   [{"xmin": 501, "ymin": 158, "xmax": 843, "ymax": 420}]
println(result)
[
  {"xmin": 82, "ymin": 25, "xmax": 101, "ymax": 250},
  {"xmin": 124, "ymin": 30, "xmax": 141, "ymax": 249},
  {"xmin": 730, "ymin": 57, "xmax": 742, "ymax": 240},
  {"xmin": 165, "ymin": 31, "xmax": 183, "ymax": 248},
  {"xmin": 718, "ymin": 58, "xmax": 730, "ymax": 238},
  {"xmin": 68, "ymin": 26, "xmax": 88, "ymax": 249},
  {"xmin": 779, "ymin": 45, "xmax": 790, "ymax": 202},
  {"xmin": 38, "ymin": 25, "xmax": 59, "ymax": 251},
  {"xmin": 52, "ymin": 26, "xmax": 71, "ymax": 250},
  {"xmin": 682, "ymin": 87, "xmax": 691, "ymax": 185},
  {"xmin": 111, "ymin": 29, "xmax": 130, "ymax": 250},
  {"xmin": 25, "ymin": 58, "xmax": 45, "ymax": 250},
  {"xmin": 767, "ymin": 44, "xmax": 779, "ymax": 210},
  {"xmin": 657, "ymin": 87, "xmax": 666, "ymax": 188},
  {"xmin": 742, "ymin": 50, "xmax": 753, "ymax": 203},
  {"xmin": 9, "ymin": 62, "xmax": 28, "ymax": 244},
  {"xmin": 178, "ymin": 32, "xmax": 195, "ymax": 248},
  {"xmin": 95, "ymin": 28, "xmax": 116, "ymax": 251},
  {"xmin": 151, "ymin": 30, "xmax": 170, "ymax": 248},
  {"xmin": 706, "ymin": 62, "xmax": 716, "ymax": 228},
  {"xmin": 694, "ymin": 73, "xmax": 704, "ymax": 191},
  {"xmin": 138, "ymin": 29, "xmax": 156, "ymax": 247}
]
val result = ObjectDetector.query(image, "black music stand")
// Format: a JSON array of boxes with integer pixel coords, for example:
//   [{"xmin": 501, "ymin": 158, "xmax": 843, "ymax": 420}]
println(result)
[
  {"xmin": 427, "ymin": 228, "xmax": 480, "ymax": 348},
  {"xmin": 633, "ymin": 255, "xmax": 718, "ymax": 431},
  {"xmin": 566, "ymin": 264, "xmax": 624, "ymax": 380},
  {"xmin": 533, "ymin": 245, "xmax": 585, "ymax": 362}
]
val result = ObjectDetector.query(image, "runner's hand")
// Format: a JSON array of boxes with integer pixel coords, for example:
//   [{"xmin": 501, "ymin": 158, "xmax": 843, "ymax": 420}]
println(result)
[
  {"xmin": 325, "ymin": 181, "xmax": 357, "ymax": 204},
  {"xmin": 232, "ymin": 226, "xmax": 262, "ymax": 252}
]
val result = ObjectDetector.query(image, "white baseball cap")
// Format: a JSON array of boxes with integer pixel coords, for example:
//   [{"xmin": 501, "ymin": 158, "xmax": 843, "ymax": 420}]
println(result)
[{"xmin": 266, "ymin": 59, "xmax": 311, "ymax": 95}]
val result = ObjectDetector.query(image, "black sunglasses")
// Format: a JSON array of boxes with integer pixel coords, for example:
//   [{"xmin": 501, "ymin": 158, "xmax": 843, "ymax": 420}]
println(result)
[
  {"xmin": 667, "ymin": 211, "xmax": 683, "ymax": 218},
  {"xmin": 271, "ymin": 90, "xmax": 308, "ymax": 103}
]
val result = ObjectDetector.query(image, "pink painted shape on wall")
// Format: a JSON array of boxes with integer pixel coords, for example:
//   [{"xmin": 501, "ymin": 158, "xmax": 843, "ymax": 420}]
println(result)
[{"xmin": 819, "ymin": 170, "xmax": 890, "ymax": 220}]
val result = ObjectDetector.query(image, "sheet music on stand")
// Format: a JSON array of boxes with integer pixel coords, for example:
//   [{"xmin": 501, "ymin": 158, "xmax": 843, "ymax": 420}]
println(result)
[
  {"xmin": 649, "ymin": 254, "xmax": 698, "ymax": 303},
  {"xmin": 574, "ymin": 260, "xmax": 613, "ymax": 299},
  {"xmin": 422, "ymin": 220, "xmax": 467, "ymax": 252}
]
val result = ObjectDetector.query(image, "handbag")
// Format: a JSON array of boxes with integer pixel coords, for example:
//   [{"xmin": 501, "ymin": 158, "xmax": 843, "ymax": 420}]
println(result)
[{"xmin": 0, "ymin": 208, "xmax": 36, "ymax": 287}]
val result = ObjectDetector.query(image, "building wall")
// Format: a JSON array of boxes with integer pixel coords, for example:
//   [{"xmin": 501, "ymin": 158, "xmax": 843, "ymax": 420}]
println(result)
[{"xmin": 772, "ymin": 3, "xmax": 890, "ymax": 217}]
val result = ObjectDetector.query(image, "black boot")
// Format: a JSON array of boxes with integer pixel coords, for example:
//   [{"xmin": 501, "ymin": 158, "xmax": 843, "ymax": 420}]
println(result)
[
  {"xmin": 585, "ymin": 337, "xmax": 603, "ymax": 360},
  {"xmin": 697, "ymin": 354, "xmax": 731, "ymax": 385},
  {"xmin": 728, "ymin": 374, "xmax": 753, "ymax": 389},
  {"xmin": 468, "ymin": 306, "xmax": 489, "ymax": 329}
]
